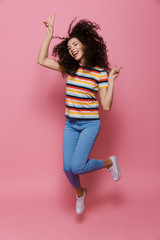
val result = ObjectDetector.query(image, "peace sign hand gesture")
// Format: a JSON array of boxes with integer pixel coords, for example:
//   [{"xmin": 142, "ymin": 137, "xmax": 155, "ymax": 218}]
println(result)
[
  {"xmin": 108, "ymin": 65, "xmax": 123, "ymax": 82},
  {"xmin": 43, "ymin": 14, "xmax": 56, "ymax": 37}
]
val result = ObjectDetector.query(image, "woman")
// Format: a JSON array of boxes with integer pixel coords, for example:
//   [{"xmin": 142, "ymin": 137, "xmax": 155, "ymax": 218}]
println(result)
[{"xmin": 37, "ymin": 14, "xmax": 122, "ymax": 215}]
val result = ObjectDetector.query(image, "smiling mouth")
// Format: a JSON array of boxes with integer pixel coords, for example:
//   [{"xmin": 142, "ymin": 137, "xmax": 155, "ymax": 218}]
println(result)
[{"xmin": 72, "ymin": 51, "xmax": 79, "ymax": 58}]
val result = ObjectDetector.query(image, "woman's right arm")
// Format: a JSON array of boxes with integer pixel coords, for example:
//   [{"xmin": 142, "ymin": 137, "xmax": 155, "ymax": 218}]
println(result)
[{"xmin": 37, "ymin": 14, "xmax": 61, "ymax": 72}]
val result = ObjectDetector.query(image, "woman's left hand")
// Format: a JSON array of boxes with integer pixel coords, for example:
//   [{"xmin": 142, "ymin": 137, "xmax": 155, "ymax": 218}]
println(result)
[{"xmin": 108, "ymin": 65, "xmax": 123, "ymax": 81}]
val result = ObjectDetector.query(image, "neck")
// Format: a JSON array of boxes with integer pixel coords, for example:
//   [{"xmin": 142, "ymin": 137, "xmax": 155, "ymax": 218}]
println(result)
[{"xmin": 79, "ymin": 58, "xmax": 85, "ymax": 66}]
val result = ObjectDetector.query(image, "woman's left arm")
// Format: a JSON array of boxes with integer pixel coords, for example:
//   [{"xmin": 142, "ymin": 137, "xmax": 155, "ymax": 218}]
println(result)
[{"xmin": 99, "ymin": 65, "xmax": 123, "ymax": 110}]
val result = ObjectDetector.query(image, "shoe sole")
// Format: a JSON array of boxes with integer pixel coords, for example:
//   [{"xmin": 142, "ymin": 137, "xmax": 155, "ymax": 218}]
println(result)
[
  {"xmin": 110, "ymin": 155, "xmax": 121, "ymax": 182},
  {"xmin": 114, "ymin": 156, "xmax": 121, "ymax": 181}
]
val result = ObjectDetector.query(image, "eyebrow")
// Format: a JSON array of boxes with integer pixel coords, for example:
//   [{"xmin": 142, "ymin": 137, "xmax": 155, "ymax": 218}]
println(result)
[{"xmin": 67, "ymin": 41, "xmax": 77, "ymax": 48}]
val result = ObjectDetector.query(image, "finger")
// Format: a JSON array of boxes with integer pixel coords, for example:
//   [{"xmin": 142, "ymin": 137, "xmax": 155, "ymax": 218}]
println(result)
[
  {"xmin": 115, "ymin": 67, "xmax": 122, "ymax": 72},
  {"xmin": 115, "ymin": 68, "xmax": 121, "ymax": 72},
  {"xmin": 115, "ymin": 75, "xmax": 119, "ymax": 79},
  {"xmin": 114, "ymin": 73, "xmax": 119, "ymax": 78},
  {"xmin": 113, "ymin": 67, "xmax": 119, "ymax": 71},
  {"xmin": 51, "ymin": 14, "xmax": 56, "ymax": 24},
  {"xmin": 115, "ymin": 65, "xmax": 121, "ymax": 69},
  {"xmin": 114, "ymin": 65, "xmax": 122, "ymax": 69},
  {"xmin": 114, "ymin": 66, "xmax": 123, "ymax": 72},
  {"xmin": 114, "ymin": 68, "xmax": 121, "ymax": 73},
  {"xmin": 118, "ymin": 66, "xmax": 123, "ymax": 70}
]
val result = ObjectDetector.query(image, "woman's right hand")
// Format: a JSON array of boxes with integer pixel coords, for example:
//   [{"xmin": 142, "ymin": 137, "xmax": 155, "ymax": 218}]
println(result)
[
  {"xmin": 43, "ymin": 14, "xmax": 56, "ymax": 37},
  {"xmin": 108, "ymin": 65, "xmax": 123, "ymax": 82}
]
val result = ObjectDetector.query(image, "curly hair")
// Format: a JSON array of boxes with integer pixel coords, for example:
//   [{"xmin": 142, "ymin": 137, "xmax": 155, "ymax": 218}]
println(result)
[{"xmin": 52, "ymin": 18, "xmax": 111, "ymax": 77}]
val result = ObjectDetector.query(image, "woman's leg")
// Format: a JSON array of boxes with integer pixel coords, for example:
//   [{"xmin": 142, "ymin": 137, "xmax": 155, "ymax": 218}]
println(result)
[
  {"xmin": 63, "ymin": 119, "xmax": 81, "ymax": 190},
  {"xmin": 70, "ymin": 119, "xmax": 105, "ymax": 175},
  {"xmin": 69, "ymin": 118, "xmax": 120, "ymax": 184}
]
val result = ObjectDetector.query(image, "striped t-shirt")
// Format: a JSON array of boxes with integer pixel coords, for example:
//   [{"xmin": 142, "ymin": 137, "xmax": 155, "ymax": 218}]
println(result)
[{"xmin": 65, "ymin": 66, "xmax": 109, "ymax": 119}]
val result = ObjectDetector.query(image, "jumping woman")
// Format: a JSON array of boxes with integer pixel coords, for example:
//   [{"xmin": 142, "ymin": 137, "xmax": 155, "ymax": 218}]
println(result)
[{"xmin": 37, "ymin": 14, "xmax": 123, "ymax": 215}]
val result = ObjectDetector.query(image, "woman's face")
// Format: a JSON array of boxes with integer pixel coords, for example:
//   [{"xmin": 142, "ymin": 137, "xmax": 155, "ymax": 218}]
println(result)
[{"xmin": 67, "ymin": 37, "xmax": 85, "ymax": 65}]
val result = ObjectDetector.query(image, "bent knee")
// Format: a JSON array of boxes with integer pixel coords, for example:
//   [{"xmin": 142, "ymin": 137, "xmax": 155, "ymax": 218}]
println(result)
[
  {"xmin": 63, "ymin": 167, "xmax": 71, "ymax": 174},
  {"xmin": 71, "ymin": 165, "xmax": 83, "ymax": 175}
]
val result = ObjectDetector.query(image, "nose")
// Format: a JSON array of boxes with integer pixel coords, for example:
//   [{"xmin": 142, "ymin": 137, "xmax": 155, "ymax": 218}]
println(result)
[{"xmin": 71, "ymin": 47, "xmax": 75, "ymax": 53}]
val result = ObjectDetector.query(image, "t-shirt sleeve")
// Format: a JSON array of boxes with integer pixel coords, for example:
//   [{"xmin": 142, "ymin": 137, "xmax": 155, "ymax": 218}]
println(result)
[{"xmin": 98, "ymin": 70, "xmax": 109, "ymax": 89}]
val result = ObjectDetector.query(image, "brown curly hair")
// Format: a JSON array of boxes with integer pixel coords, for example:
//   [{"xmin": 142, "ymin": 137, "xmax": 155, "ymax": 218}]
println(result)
[{"xmin": 52, "ymin": 18, "xmax": 111, "ymax": 77}]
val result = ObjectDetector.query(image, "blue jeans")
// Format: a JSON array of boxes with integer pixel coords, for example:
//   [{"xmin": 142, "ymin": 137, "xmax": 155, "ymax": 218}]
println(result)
[{"xmin": 63, "ymin": 117, "xmax": 104, "ymax": 189}]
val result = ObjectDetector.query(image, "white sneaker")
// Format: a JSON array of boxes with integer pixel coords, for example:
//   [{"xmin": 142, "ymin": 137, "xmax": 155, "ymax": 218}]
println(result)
[
  {"xmin": 108, "ymin": 155, "xmax": 121, "ymax": 182},
  {"xmin": 75, "ymin": 188, "xmax": 87, "ymax": 215}
]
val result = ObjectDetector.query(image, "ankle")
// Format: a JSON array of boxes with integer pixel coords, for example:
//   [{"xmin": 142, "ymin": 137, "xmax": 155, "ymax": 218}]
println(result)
[
  {"xmin": 76, "ymin": 187, "xmax": 84, "ymax": 198},
  {"xmin": 103, "ymin": 158, "xmax": 113, "ymax": 169}
]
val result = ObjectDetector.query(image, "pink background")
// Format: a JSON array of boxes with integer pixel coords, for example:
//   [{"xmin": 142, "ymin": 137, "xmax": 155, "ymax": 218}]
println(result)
[{"xmin": 0, "ymin": 0, "xmax": 160, "ymax": 239}]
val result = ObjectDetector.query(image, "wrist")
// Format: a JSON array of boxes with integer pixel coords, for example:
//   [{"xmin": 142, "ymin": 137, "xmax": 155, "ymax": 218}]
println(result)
[
  {"xmin": 45, "ymin": 33, "xmax": 53, "ymax": 40},
  {"xmin": 108, "ymin": 77, "xmax": 115, "ymax": 84}
]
